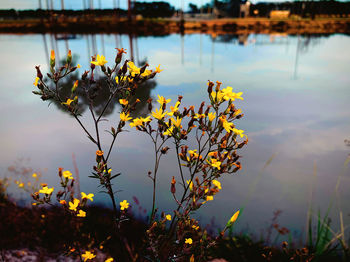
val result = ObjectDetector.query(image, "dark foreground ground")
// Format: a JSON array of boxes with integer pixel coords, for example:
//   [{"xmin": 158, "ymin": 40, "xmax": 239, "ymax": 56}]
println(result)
[{"xmin": 0, "ymin": 195, "xmax": 347, "ymax": 262}]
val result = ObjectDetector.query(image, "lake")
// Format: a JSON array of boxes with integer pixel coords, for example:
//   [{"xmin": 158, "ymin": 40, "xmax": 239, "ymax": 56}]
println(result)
[{"xmin": 0, "ymin": 33, "xmax": 349, "ymax": 242}]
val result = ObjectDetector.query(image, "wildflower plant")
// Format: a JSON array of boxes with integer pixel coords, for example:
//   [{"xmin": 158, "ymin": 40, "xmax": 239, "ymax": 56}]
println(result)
[{"xmin": 32, "ymin": 48, "xmax": 247, "ymax": 261}]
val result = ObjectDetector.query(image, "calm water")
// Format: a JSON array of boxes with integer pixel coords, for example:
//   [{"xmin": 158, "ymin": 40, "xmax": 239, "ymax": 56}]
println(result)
[{"xmin": 1, "ymin": 33, "xmax": 349, "ymax": 241}]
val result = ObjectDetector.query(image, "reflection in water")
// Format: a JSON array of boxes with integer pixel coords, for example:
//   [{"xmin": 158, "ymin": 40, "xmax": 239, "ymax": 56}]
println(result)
[{"xmin": 0, "ymin": 33, "xmax": 349, "ymax": 238}]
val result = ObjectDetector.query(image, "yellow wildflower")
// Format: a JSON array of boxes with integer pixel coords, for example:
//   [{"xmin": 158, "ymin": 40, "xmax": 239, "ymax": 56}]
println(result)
[
  {"xmin": 60, "ymin": 200, "xmax": 66, "ymax": 205},
  {"xmin": 39, "ymin": 186, "xmax": 54, "ymax": 195},
  {"xmin": 207, "ymin": 158, "xmax": 221, "ymax": 170},
  {"xmin": 81, "ymin": 192, "xmax": 94, "ymax": 202},
  {"xmin": 33, "ymin": 77, "xmax": 39, "ymax": 86},
  {"xmin": 127, "ymin": 61, "xmax": 140, "ymax": 76},
  {"xmin": 105, "ymin": 258, "xmax": 114, "ymax": 262},
  {"xmin": 120, "ymin": 200, "xmax": 129, "ymax": 210},
  {"xmin": 212, "ymin": 180, "xmax": 222, "ymax": 190},
  {"xmin": 206, "ymin": 195, "xmax": 214, "ymax": 201},
  {"xmin": 62, "ymin": 98, "xmax": 74, "ymax": 106},
  {"xmin": 141, "ymin": 116, "xmax": 151, "ymax": 123},
  {"xmin": 232, "ymin": 128, "xmax": 247, "ymax": 138},
  {"xmin": 82, "ymin": 251, "xmax": 96, "ymax": 262},
  {"xmin": 119, "ymin": 99, "xmax": 128, "ymax": 106},
  {"xmin": 62, "ymin": 170, "xmax": 73, "ymax": 180},
  {"xmin": 130, "ymin": 118, "xmax": 143, "ymax": 128},
  {"xmin": 91, "ymin": 55, "xmax": 108, "ymax": 66},
  {"xmin": 192, "ymin": 225, "xmax": 199, "ymax": 230},
  {"xmin": 166, "ymin": 214, "xmax": 172, "ymax": 221},
  {"xmin": 141, "ymin": 69, "xmax": 152, "ymax": 78},
  {"xmin": 185, "ymin": 238, "xmax": 193, "ymax": 245},
  {"xmin": 32, "ymin": 173, "xmax": 37, "ymax": 178},
  {"xmin": 120, "ymin": 112, "xmax": 132, "ymax": 122},
  {"xmin": 194, "ymin": 113, "xmax": 206, "ymax": 119},
  {"xmin": 233, "ymin": 109, "xmax": 242, "ymax": 116},
  {"xmin": 77, "ymin": 210, "xmax": 86, "ymax": 217},
  {"xmin": 220, "ymin": 116, "xmax": 234, "ymax": 133},
  {"xmin": 208, "ymin": 112, "xmax": 216, "ymax": 122},
  {"xmin": 77, "ymin": 64, "xmax": 81, "ymax": 68},
  {"xmin": 157, "ymin": 95, "xmax": 171, "ymax": 105},
  {"xmin": 211, "ymin": 91, "xmax": 224, "ymax": 102},
  {"xmin": 170, "ymin": 117, "xmax": 182, "ymax": 128},
  {"xmin": 69, "ymin": 198, "xmax": 80, "ymax": 211},
  {"xmin": 167, "ymin": 101, "xmax": 180, "ymax": 116},
  {"xmin": 163, "ymin": 125, "xmax": 174, "ymax": 136},
  {"xmin": 108, "ymin": 168, "xmax": 112, "ymax": 174},
  {"xmin": 155, "ymin": 64, "xmax": 163, "ymax": 73},
  {"xmin": 18, "ymin": 183, "xmax": 24, "ymax": 188},
  {"xmin": 152, "ymin": 107, "xmax": 167, "ymax": 120},
  {"xmin": 186, "ymin": 180, "xmax": 193, "ymax": 191}
]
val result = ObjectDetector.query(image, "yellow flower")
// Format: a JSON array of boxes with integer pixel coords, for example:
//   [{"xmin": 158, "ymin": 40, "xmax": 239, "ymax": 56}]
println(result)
[
  {"xmin": 152, "ymin": 107, "xmax": 167, "ymax": 120},
  {"xmin": 116, "ymin": 75, "xmax": 133, "ymax": 84},
  {"xmin": 194, "ymin": 113, "xmax": 206, "ymax": 119},
  {"xmin": 18, "ymin": 183, "xmax": 24, "ymax": 188},
  {"xmin": 206, "ymin": 195, "xmax": 214, "ymax": 201},
  {"xmin": 167, "ymin": 101, "xmax": 180, "ymax": 116},
  {"xmin": 170, "ymin": 117, "xmax": 182, "ymax": 128},
  {"xmin": 130, "ymin": 118, "xmax": 143, "ymax": 128},
  {"xmin": 186, "ymin": 180, "xmax": 193, "ymax": 191},
  {"xmin": 229, "ymin": 210, "xmax": 240, "ymax": 225},
  {"xmin": 163, "ymin": 125, "xmax": 174, "ymax": 136},
  {"xmin": 77, "ymin": 210, "xmax": 86, "ymax": 217},
  {"xmin": 127, "ymin": 61, "xmax": 140, "ymax": 76},
  {"xmin": 39, "ymin": 186, "xmax": 54, "ymax": 195},
  {"xmin": 219, "ymin": 116, "xmax": 234, "ymax": 133},
  {"xmin": 82, "ymin": 251, "xmax": 96, "ymax": 262},
  {"xmin": 62, "ymin": 170, "xmax": 73, "ymax": 180},
  {"xmin": 207, "ymin": 158, "xmax": 221, "ymax": 170},
  {"xmin": 208, "ymin": 112, "xmax": 216, "ymax": 122},
  {"xmin": 185, "ymin": 238, "xmax": 193, "ymax": 244},
  {"xmin": 105, "ymin": 258, "xmax": 114, "ymax": 262},
  {"xmin": 81, "ymin": 192, "xmax": 94, "ymax": 202},
  {"xmin": 69, "ymin": 198, "xmax": 80, "ymax": 211},
  {"xmin": 33, "ymin": 77, "xmax": 39, "ymax": 86},
  {"xmin": 232, "ymin": 128, "xmax": 247, "ymax": 138},
  {"xmin": 192, "ymin": 225, "xmax": 199, "ymax": 230},
  {"xmin": 120, "ymin": 200, "xmax": 129, "ymax": 210},
  {"xmin": 108, "ymin": 168, "xmax": 112, "ymax": 174},
  {"xmin": 211, "ymin": 91, "xmax": 224, "ymax": 102},
  {"xmin": 91, "ymin": 55, "xmax": 108, "ymax": 66},
  {"xmin": 233, "ymin": 109, "xmax": 242, "ymax": 116},
  {"xmin": 77, "ymin": 64, "xmax": 81, "ymax": 68},
  {"xmin": 62, "ymin": 98, "xmax": 74, "ymax": 106},
  {"xmin": 119, "ymin": 99, "xmax": 128, "ymax": 106},
  {"xmin": 141, "ymin": 69, "xmax": 152, "ymax": 78},
  {"xmin": 141, "ymin": 116, "xmax": 151, "ymax": 123},
  {"xmin": 155, "ymin": 64, "xmax": 163, "ymax": 73},
  {"xmin": 157, "ymin": 95, "xmax": 171, "ymax": 105},
  {"xmin": 212, "ymin": 180, "xmax": 222, "ymax": 190},
  {"xmin": 120, "ymin": 112, "xmax": 132, "ymax": 122},
  {"xmin": 32, "ymin": 173, "xmax": 37, "ymax": 178},
  {"xmin": 166, "ymin": 214, "xmax": 172, "ymax": 221},
  {"xmin": 60, "ymin": 200, "xmax": 66, "ymax": 205}
]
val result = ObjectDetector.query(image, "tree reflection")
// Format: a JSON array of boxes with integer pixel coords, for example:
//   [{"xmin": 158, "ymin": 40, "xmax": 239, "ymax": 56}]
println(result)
[{"xmin": 47, "ymin": 59, "xmax": 156, "ymax": 119}]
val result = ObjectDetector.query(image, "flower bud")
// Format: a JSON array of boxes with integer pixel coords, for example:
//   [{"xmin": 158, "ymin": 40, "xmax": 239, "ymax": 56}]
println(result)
[
  {"xmin": 171, "ymin": 176, "xmax": 176, "ymax": 194},
  {"xmin": 67, "ymin": 50, "xmax": 72, "ymax": 65},
  {"xmin": 71, "ymin": 80, "xmax": 78, "ymax": 93},
  {"xmin": 35, "ymin": 66, "xmax": 43, "ymax": 80},
  {"xmin": 207, "ymin": 81, "xmax": 214, "ymax": 94},
  {"xmin": 50, "ymin": 50, "xmax": 55, "ymax": 69}
]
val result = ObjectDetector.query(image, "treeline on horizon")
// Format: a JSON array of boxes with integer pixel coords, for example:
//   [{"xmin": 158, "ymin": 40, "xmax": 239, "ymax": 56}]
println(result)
[{"xmin": 0, "ymin": 0, "xmax": 349, "ymax": 19}]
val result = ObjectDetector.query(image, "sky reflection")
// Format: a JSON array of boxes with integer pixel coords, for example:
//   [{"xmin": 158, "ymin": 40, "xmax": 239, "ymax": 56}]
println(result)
[{"xmin": 0, "ymin": 33, "xmax": 349, "ymax": 239}]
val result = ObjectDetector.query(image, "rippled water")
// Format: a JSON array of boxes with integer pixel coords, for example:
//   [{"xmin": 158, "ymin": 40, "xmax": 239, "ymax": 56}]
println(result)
[{"xmin": 1, "ymin": 33, "xmax": 349, "ymax": 240}]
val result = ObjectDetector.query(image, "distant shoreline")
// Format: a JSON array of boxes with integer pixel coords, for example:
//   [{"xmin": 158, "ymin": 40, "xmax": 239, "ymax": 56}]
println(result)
[{"xmin": 1, "ymin": 17, "xmax": 349, "ymax": 35}]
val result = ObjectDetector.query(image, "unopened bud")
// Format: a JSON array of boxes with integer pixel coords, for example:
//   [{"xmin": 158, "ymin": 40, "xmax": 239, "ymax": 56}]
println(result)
[
  {"xmin": 35, "ymin": 66, "xmax": 43, "ymax": 80},
  {"xmin": 71, "ymin": 80, "xmax": 78, "ymax": 93},
  {"xmin": 67, "ymin": 50, "xmax": 72, "ymax": 65}
]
